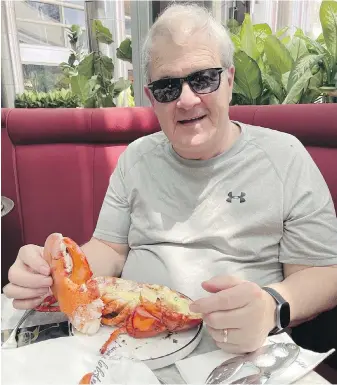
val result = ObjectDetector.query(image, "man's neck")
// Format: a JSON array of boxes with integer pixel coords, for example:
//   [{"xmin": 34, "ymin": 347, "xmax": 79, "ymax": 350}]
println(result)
[{"xmin": 173, "ymin": 121, "xmax": 241, "ymax": 161}]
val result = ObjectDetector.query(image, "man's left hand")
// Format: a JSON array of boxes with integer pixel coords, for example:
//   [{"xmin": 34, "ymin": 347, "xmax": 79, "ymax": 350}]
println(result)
[{"xmin": 189, "ymin": 276, "xmax": 277, "ymax": 354}]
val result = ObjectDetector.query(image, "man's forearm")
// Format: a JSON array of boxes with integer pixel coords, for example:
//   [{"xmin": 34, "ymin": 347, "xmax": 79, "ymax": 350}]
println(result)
[
  {"xmin": 267, "ymin": 265, "xmax": 337, "ymax": 326},
  {"xmin": 81, "ymin": 237, "xmax": 127, "ymax": 278}
]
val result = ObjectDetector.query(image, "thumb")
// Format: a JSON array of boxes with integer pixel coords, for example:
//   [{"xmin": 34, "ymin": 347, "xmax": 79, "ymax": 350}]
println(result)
[{"xmin": 201, "ymin": 275, "xmax": 245, "ymax": 293}]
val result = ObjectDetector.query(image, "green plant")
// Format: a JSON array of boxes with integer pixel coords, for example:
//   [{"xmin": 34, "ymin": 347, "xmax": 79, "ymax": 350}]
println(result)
[
  {"xmin": 60, "ymin": 21, "xmax": 131, "ymax": 107},
  {"xmin": 116, "ymin": 37, "xmax": 134, "ymax": 100},
  {"xmin": 230, "ymin": 0, "xmax": 337, "ymax": 105},
  {"xmin": 15, "ymin": 89, "xmax": 80, "ymax": 108}
]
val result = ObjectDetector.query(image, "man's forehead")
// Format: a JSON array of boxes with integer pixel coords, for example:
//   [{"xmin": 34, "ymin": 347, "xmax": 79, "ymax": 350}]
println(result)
[
  {"xmin": 149, "ymin": 39, "xmax": 220, "ymax": 80},
  {"xmin": 154, "ymin": 65, "xmax": 210, "ymax": 79}
]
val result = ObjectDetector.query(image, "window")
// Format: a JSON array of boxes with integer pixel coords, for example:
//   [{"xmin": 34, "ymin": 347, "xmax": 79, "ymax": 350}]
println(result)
[
  {"xmin": 14, "ymin": 0, "xmax": 87, "ymax": 48},
  {"xmin": 24, "ymin": 1, "xmax": 61, "ymax": 22},
  {"xmin": 17, "ymin": 21, "xmax": 65, "ymax": 46},
  {"xmin": 14, "ymin": 0, "xmax": 88, "ymax": 92},
  {"xmin": 23, "ymin": 64, "xmax": 66, "ymax": 92},
  {"xmin": 63, "ymin": 7, "xmax": 85, "ymax": 27}
]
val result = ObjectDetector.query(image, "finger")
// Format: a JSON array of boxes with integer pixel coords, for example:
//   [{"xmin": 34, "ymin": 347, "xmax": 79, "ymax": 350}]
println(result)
[
  {"xmin": 207, "ymin": 325, "xmax": 244, "ymax": 345},
  {"xmin": 215, "ymin": 341, "xmax": 254, "ymax": 355},
  {"xmin": 203, "ymin": 307, "xmax": 247, "ymax": 329},
  {"xmin": 19, "ymin": 246, "xmax": 50, "ymax": 276},
  {"xmin": 190, "ymin": 283, "xmax": 253, "ymax": 313},
  {"xmin": 201, "ymin": 275, "xmax": 244, "ymax": 293},
  {"xmin": 3, "ymin": 283, "xmax": 50, "ymax": 300},
  {"xmin": 8, "ymin": 264, "xmax": 52, "ymax": 289},
  {"xmin": 12, "ymin": 296, "xmax": 46, "ymax": 310}
]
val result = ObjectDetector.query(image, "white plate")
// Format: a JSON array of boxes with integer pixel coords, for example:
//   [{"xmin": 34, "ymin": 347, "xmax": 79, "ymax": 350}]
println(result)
[{"xmin": 71, "ymin": 322, "xmax": 204, "ymax": 370}]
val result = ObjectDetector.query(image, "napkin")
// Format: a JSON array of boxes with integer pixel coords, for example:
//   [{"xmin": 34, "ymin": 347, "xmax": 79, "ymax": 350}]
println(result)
[
  {"xmin": 1, "ymin": 294, "xmax": 68, "ymax": 330},
  {"xmin": 175, "ymin": 332, "xmax": 335, "ymax": 384},
  {"xmin": 1, "ymin": 336, "xmax": 160, "ymax": 385}
]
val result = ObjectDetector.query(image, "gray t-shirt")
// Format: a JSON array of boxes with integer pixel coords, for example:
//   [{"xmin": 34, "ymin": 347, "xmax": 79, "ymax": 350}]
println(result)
[{"xmin": 93, "ymin": 122, "xmax": 337, "ymax": 300}]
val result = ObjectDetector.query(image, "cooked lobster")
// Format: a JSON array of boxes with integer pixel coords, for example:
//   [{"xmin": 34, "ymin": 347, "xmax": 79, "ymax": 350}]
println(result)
[{"xmin": 35, "ymin": 233, "xmax": 203, "ymax": 356}]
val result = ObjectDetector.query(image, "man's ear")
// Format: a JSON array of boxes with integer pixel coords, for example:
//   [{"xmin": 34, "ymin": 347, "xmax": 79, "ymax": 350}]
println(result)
[
  {"xmin": 144, "ymin": 86, "xmax": 154, "ymax": 106},
  {"xmin": 227, "ymin": 66, "xmax": 235, "ymax": 104}
]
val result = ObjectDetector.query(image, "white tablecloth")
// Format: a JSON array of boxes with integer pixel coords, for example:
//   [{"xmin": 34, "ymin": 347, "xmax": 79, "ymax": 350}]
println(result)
[{"xmin": 1, "ymin": 295, "xmax": 330, "ymax": 384}]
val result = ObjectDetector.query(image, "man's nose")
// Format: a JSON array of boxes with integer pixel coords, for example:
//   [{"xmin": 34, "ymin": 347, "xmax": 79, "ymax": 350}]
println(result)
[{"xmin": 177, "ymin": 82, "xmax": 201, "ymax": 109}]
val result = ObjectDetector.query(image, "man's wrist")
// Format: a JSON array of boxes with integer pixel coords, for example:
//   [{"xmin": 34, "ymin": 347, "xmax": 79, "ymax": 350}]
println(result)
[{"xmin": 263, "ymin": 288, "xmax": 278, "ymax": 333}]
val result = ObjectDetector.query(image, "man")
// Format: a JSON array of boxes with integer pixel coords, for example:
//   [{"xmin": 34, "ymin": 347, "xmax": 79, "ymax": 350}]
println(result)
[{"xmin": 4, "ymin": 3, "xmax": 337, "ymax": 354}]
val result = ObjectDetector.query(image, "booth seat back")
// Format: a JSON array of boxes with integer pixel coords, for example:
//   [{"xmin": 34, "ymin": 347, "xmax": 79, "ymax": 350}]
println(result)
[{"xmin": 1, "ymin": 104, "xmax": 337, "ymax": 289}]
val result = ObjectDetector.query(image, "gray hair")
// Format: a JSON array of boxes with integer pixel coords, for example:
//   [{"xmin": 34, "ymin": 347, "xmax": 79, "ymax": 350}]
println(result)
[{"xmin": 141, "ymin": 2, "xmax": 234, "ymax": 83}]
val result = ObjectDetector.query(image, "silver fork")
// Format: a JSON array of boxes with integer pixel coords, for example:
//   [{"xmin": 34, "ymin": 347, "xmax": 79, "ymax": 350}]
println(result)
[
  {"xmin": 205, "ymin": 343, "xmax": 300, "ymax": 384},
  {"xmin": 2, "ymin": 309, "xmax": 35, "ymax": 349}
]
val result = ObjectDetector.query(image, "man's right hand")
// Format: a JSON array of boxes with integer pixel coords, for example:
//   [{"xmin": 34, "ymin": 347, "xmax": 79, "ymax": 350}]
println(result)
[{"xmin": 3, "ymin": 245, "xmax": 53, "ymax": 309}]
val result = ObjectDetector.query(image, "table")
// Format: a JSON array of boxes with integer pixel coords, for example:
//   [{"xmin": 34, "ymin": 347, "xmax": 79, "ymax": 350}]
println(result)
[
  {"xmin": 1, "ymin": 295, "xmax": 330, "ymax": 384},
  {"xmin": 1, "ymin": 196, "xmax": 14, "ymax": 217}
]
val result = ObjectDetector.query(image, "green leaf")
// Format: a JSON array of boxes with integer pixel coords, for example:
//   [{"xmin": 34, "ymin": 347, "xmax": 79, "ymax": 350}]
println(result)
[
  {"xmin": 269, "ymin": 94, "xmax": 281, "ymax": 104},
  {"xmin": 233, "ymin": 81, "xmax": 246, "ymax": 96},
  {"xmin": 281, "ymin": 36, "xmax": 291, "ymax": 45},
  {"xmin": 316, "ymin": 32, "xmax": 325, "ymax": 44},
  {"xmin": 287, "ymin": 53, "xmax": 325, "ymax": 91},
  {"xmin": 233, "ymin": 50, "xmax": 263, "ymax": 101},
  {"xmin": 295, "ymin": 30, "xmax": 327, "ymax": 54},
  {"xmin": 264, "ymin": 35, "xmax": 294, "ymax": 75},
  {"xmin": 93, "ymin": 20, "xmax": 113, "ymax": 45},
  {"xmin": 308, "ymin": 68, "xmax": 324, "ymax": 90},
  {"xmin": 113, "ymin": 78, "xmax": 131, "ymax": 96},
  {"xmin": 276, "ymin": 26, "xmax": 289, "ymax": 38},
  {"xmin": 84, "ymin": 97, "xmax": 96, "ymax": 108},
  {"xmin": 263, "ymin": 73, "xmax": 285, "ymax": 102},
  {"xmin": 71, "ymin": 75, "xmax": 89, "ymax": 103},
  {"xmin": 294, "ymin": 28, "xmax": 305, "ymax": 37},
  {"xmin": 240, "ymin": 13, "xmax": 260, "ymax": 61},
  {"xmin": 319, "ymin": 0, "xmax": 337, "ymax": 63},
  {"xmin": 94, "ymin": 53, "xmax": 114, "ymax": 80},
  {"xmin": 226, "ymin": 19, "xmax": 241, "ymax": 35},
  {"xmin": 77, "ymin": 52, "xmax": 95, "ymax": 77},
  {"xmin": 287, "ymin": 37, "xmax": 308, "ymax": 61},
  {"xmin": 283, "ymin": 71, "xmax": 314, "ymax": 104},
  {"xmin": 116, "ymin": 38, "xmax": 132, "ymax": 63},
  {"xmin": 100, "ymin": 95, "xmax": 114, "ymax": 107},
  {"xmin": 230, "ymin": 33, "xmax": 241, "ymax": 52},
  {"xmin": 253, "ymin": 23, "xmax": 272, "ymax": 54}
]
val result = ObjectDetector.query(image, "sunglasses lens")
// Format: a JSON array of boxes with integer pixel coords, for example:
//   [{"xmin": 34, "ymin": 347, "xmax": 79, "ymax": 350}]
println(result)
[
  {"xmin": 152, "ymin": 78, "xmax": 181, "ymax": 103},
  {"xmin": 189, "ymin": 68, "xmax": 221, "ymax": 94},
  {"xmin": 149, "ymin": 68, "xmax": 222, "ymax": 103}
]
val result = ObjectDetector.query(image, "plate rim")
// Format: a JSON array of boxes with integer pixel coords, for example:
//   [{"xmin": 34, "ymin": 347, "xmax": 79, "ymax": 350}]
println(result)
[{"xmin": 141, "ymin": 321, "xmax": 203, "ymax": 364}]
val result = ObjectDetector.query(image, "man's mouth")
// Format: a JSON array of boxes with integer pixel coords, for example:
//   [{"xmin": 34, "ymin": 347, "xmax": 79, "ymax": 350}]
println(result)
[{"xmin": 178, "ymin": 115, "xmax": 207, "ymax": 124}]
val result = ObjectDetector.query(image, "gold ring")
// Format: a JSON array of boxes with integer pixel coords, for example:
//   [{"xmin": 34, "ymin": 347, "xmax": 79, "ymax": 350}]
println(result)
[{"xmin": 223, "ymin": 329, "xmax": 228, "ymax": 343}]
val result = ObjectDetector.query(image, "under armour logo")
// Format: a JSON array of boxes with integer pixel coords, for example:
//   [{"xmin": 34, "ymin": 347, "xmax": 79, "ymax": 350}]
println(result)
[{"xmin": 226, "ymin": 192, "xmax": 246, "ymax": 203}]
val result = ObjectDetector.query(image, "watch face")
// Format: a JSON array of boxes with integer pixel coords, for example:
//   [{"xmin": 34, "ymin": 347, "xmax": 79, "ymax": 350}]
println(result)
[{"xmin": 280, "ymin": 302, "xmax": 290, "ymax": 328}]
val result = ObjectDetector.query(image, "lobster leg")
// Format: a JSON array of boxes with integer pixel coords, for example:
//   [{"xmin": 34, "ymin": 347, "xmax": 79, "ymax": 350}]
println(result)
[
  {"xmin": 101, "ymin": 304, "xmax": 132, "ymax": 327},
  {"xmin": 100, "ymin": 327, "xmax": 127, "ymax": 354}
]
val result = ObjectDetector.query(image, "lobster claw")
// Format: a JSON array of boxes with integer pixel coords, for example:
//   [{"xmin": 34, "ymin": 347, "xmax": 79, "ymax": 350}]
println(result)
[{"xmin": 40, "ymin": 233, "xmax": 103, "ymax": 335}]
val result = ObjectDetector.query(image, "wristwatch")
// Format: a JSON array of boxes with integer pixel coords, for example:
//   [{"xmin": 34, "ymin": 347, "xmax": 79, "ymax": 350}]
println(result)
[{"xmin": 262, "ymin": 287, "xmax": 290, "ymax": 335}]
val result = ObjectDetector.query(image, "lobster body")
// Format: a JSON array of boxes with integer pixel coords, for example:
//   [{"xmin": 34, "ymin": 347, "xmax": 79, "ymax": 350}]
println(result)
[{"xmin": 36, "ymin": 233, "xmax": 203, "ymax": 355}]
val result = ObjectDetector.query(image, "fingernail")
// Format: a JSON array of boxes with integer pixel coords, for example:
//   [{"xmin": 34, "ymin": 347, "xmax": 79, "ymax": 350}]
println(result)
[{"xmin": 40, "ymin": 266, "xmax": 50, "ymax": 275}]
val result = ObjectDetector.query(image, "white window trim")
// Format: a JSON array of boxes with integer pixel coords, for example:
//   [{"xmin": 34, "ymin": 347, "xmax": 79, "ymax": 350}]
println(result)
[
  {"xmin": 24, "ymin": 0, "xmax": 85, "ymax": 11},
  {"xmin": 20, "ymin": 43, "xmax": 70, "ymax": 65},
  {"xmin": 16, "ymin": 17, "xmax": 86, "ymax": 30},
  {"xmin": 130, "ymin": 0, "xmax": 152, "ymax": 106}
]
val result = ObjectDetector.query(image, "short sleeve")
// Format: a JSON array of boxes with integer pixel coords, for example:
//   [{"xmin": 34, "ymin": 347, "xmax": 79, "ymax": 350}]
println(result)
[
  {"xmin": 280, "ymin": 140, "xmax": 337, "ymax": 265},
  {"xmin": 93, "ymin": 152, "xmax": 130, "ymax": 244}
]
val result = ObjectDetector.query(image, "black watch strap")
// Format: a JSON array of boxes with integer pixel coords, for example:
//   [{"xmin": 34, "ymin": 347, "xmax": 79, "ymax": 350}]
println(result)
[
  {"xmin": 262, "ymin": 287, "xmax": 286, "ymax": 304},
  {"xmin": 262, "ymin": 286, "xmax": 290, "ymax": 335}
]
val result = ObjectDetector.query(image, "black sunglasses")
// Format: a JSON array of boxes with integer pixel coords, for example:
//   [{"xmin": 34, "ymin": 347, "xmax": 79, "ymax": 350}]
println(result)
[{"xmin": 148, "ymin": 67, "xmax": 225, "ymax": 103}]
